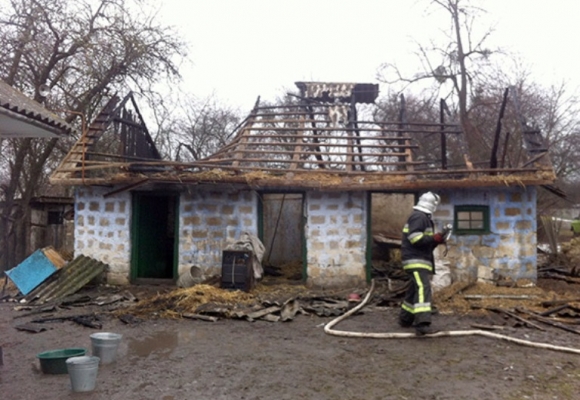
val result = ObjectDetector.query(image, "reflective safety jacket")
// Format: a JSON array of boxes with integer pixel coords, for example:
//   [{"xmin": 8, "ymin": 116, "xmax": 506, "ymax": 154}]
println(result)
[{"xmin": 401, "ymin": 210, "xmax": 437, "ymax": 272}]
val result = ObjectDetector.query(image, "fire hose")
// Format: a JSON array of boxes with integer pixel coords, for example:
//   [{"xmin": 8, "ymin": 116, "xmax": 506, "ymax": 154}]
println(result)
[{"xmin": 324, "ymin": 279, "xmax": 580, "ymax": 355}]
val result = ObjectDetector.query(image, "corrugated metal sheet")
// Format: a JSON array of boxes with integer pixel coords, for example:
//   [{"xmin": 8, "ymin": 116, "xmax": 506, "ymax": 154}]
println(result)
[
  {"xmin": 25, "ymin": 255, "xmax": 107, "ymax": 304},
  {"xmin": 0, "ymin": 79, "xmax": 75, "ymax": 136}
]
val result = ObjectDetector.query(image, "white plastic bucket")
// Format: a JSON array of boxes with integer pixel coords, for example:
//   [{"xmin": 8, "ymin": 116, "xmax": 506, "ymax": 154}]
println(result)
[
  {"xmin": 90, "ymin": 332, "xmax": 122, "ymax": 364},
  {"xmin": 177, "ymin": 265, "xmax": 204, "ymax": 288},
  {"xmin": 66, "ymin": 356, "xmax": 100, "ymax": 392}
]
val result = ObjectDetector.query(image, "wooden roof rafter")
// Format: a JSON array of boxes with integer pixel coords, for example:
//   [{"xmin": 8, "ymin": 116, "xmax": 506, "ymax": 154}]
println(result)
[
  {"xmin": 49, "ymin": 83, "xmax": 558, "ymax": 191},
  {"xmin": 195, "ymin": 101, "xmax": 461, "ymax": 174},
  {"xmin": 51, "ymin": 92, "xmax": 162, "ymax": 184}
]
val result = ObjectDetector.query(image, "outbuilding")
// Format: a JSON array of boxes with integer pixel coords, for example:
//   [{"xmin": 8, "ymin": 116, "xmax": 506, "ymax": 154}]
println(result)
[{"xmin": 50, "ymin": 84, "xmax": 558, "ymax": 288}]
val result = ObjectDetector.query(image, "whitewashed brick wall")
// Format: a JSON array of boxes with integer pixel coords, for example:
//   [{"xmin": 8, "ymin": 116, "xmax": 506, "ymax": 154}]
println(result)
[
  {"xmin": 178, "ymin": 190, "xmax": 258, "ymax": 277},
  {"xmin": 305, "ymin": 191, "xmax": 367, "ymax": 288},
  {"xmin": 74, "ymin": 186, "xmax": 132, "ymax": 284}
]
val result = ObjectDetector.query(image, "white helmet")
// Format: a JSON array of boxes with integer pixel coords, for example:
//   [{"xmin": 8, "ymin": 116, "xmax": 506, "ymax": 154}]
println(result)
[{"xmin": 413, "ymin": 191, "xmax": 440, "ymax": 214}]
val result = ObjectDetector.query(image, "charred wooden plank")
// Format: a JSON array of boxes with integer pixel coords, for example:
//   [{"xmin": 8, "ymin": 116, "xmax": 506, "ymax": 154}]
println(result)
[
  {"xmin": 13, "ymin": 305, "xmax": 58, "ymax": 319},
  {"xmin": 14, "ymin": 323, "xmax": 47, "ymax": 333},
  {"xmin": 539, "ymin": 304, "xmax": 570, "ymax": 317},
  {"xmin": 541, "ymin": 298, "xmax": 580, "ymax": 307},
  {"xmin": 516, "ymin": 307, "xmax": 580, "ymax": 335},
  {"xmin": 72, "ymin": 315, "xmax": 102, "ymax": 329},
  {"xmin": 118, "ymin": 314, "xmax": 142, "ymax": 325},
  {"xmin": 486, "ymin": 307, "xmax": 545, "ymax": 331},
  {"xmin": 182, "ymin": 313, "xmax": 218, "ymax": 322},
  {"xmin": 31, "ymin": 313, "xmax": 95, "ymax": 324}
]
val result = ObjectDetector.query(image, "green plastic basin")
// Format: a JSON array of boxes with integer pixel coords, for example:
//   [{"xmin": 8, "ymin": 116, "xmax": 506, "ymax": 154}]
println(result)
[{"xmin": 37, "ymin": 348, "xmax": 87, "ymax": 374}]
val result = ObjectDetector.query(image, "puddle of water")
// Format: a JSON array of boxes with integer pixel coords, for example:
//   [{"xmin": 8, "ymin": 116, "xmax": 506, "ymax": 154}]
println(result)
[{"xmin": 127, "ymin": 331, "xmax": 179, "ymax": 359}]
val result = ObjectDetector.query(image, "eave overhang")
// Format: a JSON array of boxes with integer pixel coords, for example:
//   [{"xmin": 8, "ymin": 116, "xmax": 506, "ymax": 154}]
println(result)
[{"xmin": 0, "ymin": 80, "xmax": 76, "ymax": 138}]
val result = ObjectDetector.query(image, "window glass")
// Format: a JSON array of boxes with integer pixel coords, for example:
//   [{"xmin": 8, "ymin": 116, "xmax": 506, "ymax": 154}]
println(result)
[
  {"xmin": 457, "ymin": 220, "xmax": 471, "ymax": 229},
  {"xmin": 454, "ymin": 206, "xmax": 489, "ymax": 233}
]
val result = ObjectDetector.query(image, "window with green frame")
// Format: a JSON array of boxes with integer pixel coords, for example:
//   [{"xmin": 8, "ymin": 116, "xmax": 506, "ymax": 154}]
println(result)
[{"xmin": 454, "ymin": 205, "xmax": 490, "ymax": 234}]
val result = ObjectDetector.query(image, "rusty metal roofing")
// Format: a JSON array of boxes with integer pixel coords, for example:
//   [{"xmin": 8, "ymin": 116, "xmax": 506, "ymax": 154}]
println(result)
[
  {"xmin": 0, "ymin": 79, "xmax": 76, "ymax": 138},
  {"xmin": 25, "ymin": 255, "xmax": 107, "ymax": 304}
]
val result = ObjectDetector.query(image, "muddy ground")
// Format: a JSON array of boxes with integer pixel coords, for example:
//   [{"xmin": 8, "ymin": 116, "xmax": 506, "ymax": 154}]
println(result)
[{"xmin": 2, "ymin": 279, "xmax": 580, "ymax": 400}]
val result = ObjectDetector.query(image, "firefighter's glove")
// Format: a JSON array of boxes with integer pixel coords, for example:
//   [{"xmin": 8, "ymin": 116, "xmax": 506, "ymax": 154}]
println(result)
[{"xmin": 433, "ymin": 232, "xmax": 445, "ymax": 244}]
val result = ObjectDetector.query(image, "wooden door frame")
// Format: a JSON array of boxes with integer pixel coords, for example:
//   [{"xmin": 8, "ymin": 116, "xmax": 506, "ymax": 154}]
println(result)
[{"xmin": 130, "ymin": 191, "xmax": 179, "ymax": 283}]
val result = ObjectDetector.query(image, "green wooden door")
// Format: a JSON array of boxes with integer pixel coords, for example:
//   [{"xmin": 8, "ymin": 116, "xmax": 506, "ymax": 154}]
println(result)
[{"xmin": 131, "ymin": 193, "xmax": 177, "ymax": 280}]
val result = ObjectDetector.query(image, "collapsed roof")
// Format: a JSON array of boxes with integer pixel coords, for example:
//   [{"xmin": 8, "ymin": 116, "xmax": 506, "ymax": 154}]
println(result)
[{"xmin": 50, "ymin": 82, "xmax": 557, "ymax": 193}]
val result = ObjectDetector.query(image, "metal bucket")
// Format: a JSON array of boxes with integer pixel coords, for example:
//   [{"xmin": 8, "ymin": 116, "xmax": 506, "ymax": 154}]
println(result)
[
  {"xmin": 90, "ymin": 332, "xmax": 122, "ymax": 364},
  {"xmin": 66, "ymin": 356, "xmax": 100, "ymax": 392}
]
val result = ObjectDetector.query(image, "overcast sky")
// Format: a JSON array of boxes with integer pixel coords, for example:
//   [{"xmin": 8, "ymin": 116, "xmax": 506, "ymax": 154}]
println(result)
[{"xmin": 157, "ymin": 0, "xmax": 580, "ymax": 112}]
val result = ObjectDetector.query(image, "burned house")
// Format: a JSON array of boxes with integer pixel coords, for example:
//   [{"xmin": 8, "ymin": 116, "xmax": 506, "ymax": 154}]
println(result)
[{"xmin": 49, "ymin": 83, "xmax": 558, "ymax": 288}]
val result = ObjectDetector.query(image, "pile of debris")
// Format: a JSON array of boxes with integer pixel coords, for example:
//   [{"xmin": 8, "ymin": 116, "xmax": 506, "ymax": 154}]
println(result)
[
  {"xmin": 10, "ymin": 289, "xmax": 138, "ymax": 332},
  {"xmin": 538, "ymin": 237, "xmax": 580, "ymax": 283},
  {"xmin": 1, "ymin": 247, "xmax": 107, "ymax": 304},
  {"xmin": 4, "ymin": 241, "xmax": 580, "ymax": 336},
  {"xmin": 432, "ymin": 280, "xmax": 580, "ymax": 335},
  {"xmin": 117, "ymin": 282, "xmax": 367, "ymax": 323}
]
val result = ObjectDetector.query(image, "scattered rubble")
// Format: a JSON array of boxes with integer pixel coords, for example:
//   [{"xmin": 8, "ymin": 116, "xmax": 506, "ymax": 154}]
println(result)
[
  {"xmin": 115, "ymin": 282, "xmax": 363, "ymax": 322},
  {"xmin": 3, "ymin": 239, "xmax": 580, "ymax": 341}
]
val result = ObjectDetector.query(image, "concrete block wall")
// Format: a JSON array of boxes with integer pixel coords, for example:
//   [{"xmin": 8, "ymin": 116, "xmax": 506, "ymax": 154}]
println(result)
[
  {"xmin": 305, "ymin": 191, "xmax": 367, "ymax": 288},
  {"xmin": 178, "ymin": 190, "xmax": 259, "ymax": 277},
  {"xmin": 435, "ymin": 186, "xmax": 537, "ymax": 282},
  {"xmin": 74, "ymin": 186, "xmax": 132, "ymax": 284}
]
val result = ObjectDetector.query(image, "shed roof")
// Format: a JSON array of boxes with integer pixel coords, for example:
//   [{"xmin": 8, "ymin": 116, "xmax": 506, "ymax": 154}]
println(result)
[
  {"xmin": 50, "ymin": 83, "xmax": 557, "ymax": 193},
  {"xmin": 0, "ymin": 79, "xmax": 76, "ymax": 138}
]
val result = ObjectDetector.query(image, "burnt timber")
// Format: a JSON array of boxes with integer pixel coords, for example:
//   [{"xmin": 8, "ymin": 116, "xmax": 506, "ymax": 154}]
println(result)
[{"xmin": 50, "ymin": 83, "xmax": 557, "ymax": 192}]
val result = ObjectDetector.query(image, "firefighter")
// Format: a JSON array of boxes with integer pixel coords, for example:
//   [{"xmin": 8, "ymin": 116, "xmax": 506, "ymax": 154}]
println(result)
[{"xmin": 398, "ymin": 191, "xmax": 447, "ymax": 335}]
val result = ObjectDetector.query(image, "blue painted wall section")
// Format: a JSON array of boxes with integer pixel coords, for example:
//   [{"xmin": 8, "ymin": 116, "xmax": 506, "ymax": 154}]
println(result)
[{"xmin": 434, "ymin": 186, "xmax": 537, "ymax": 282}]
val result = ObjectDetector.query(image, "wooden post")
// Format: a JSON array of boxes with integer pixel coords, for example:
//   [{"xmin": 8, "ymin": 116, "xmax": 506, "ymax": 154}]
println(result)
[
  {"xmin": 398, "ymin": 94, "xmax": 413, "ymax": 171},
  {"xmin": 440, "ymin": 99, "xmax": 447, "ymax": 170},
  {"xmin": 289, "ymin": 115, "xmax": 305, "ymax": 170},
  {"xmin": 490, "ymin": 88, "xmax": 509, "ymax": 170}
]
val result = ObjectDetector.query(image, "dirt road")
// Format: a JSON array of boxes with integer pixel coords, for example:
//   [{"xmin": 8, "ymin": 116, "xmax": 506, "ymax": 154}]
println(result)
[{"xmin": 2, "ymin": 286, "xmax": 580, "ymax": 400}]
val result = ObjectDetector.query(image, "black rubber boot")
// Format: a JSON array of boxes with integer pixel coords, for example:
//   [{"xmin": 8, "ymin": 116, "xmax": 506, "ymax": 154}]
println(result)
[
  {"xmin": 398, "ymin": 319, "xmax": 413, "ymax": 328},
  {"xmin": 415, "ymin": 324, "xmax": 439, "ymax": 336}
]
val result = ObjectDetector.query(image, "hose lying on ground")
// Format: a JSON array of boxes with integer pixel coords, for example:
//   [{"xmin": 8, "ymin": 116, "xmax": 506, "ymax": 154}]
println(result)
[{"xmin": 324, "ymin": 279, "xmax": 580, "ymax": 355}]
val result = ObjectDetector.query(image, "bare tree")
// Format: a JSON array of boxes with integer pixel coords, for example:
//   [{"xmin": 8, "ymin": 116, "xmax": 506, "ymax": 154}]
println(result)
[
  {"xmin": 0, "ymin": 0, "xmax": 186, "ymax": 270},
  {"xmin": 171, "ymin": 96, "xmax": 241, "ymax": 162},
  {"xmin": 378, "ymin": 0, "xmax": 498, "ymax": 164},
  {"xmin": 471, "ymin": 74, "xmax": 580, "ymax": 178},
  {"xmin": 377, "ymin": 0, "xmax": 580, "ymax": 185}
]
